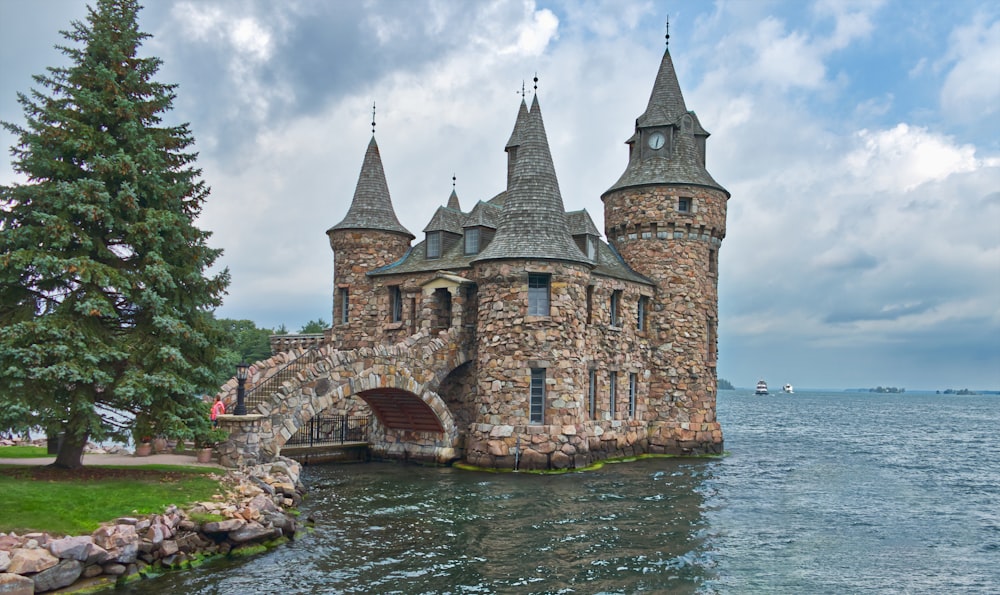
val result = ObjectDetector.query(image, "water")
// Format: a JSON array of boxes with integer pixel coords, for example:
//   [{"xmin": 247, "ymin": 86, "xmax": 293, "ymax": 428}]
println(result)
[{"xmin": 119, "ymin": 390, "xmax": 1000, "ymax": 594}]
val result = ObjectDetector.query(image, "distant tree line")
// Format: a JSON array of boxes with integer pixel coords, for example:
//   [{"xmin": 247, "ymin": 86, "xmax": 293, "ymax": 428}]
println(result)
[
  {"xmin": 869, "ymin": 386, "xmax": 905, "ymax": 393},
  {"xmin": 718, "ymin": 378, "xmax": 735, "ymax": 390}
]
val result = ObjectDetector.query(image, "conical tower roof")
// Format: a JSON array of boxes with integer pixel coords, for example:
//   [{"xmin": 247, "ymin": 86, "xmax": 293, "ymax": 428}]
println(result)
[
  {"xmin": 604, "ymin": 46, "xmax": 727, "ymax": 197},
  {"xmin": 473, "ymin": 95, "xmax": 589, "ymax": 265},
  {"xmin": 327, "ymin": 136, "xmax": 414, "ymax": 238},
  {"xmin": 446, "ymin": 188, "xmax": 461, "ymax": 211},
  {"xmin": 637, "ymin": 48, "xmax": 687, "ymax": 128},
  {"xmin": 505, "ymin": 97, "xmax": 529, "ymax": 149}
]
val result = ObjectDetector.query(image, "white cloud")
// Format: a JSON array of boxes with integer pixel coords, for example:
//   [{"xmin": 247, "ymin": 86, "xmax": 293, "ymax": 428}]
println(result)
[
  {"xmin": 844, "ymin": 124, "xmax": 981, "ymax": 192},
  {"xmin": 940, "ymin": 13, "xmax": 1000, "ymax": 120}
]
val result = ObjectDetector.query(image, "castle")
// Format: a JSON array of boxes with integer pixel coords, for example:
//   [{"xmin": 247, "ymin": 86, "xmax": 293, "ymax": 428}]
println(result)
[{"xmin": 322, "ymin": 38, "xmax": 728, "ymax": 469}]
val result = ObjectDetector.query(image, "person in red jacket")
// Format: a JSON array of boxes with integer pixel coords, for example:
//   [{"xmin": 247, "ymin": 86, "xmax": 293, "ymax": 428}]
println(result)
[{"xmin": 210, "ymin": 395, "xmax": 226, "ymax": 427}]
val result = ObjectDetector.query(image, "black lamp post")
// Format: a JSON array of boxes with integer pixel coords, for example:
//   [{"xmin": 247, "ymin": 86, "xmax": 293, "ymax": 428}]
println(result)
[{"xmin": 234, "ymin": 362, "xmax": 249, "ymax": 415}]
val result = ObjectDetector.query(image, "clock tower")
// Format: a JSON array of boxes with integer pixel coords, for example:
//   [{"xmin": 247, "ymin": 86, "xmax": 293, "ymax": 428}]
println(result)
[{"xmin": 601, "ymin": 36, "xmax": 728, "ymax": 454}]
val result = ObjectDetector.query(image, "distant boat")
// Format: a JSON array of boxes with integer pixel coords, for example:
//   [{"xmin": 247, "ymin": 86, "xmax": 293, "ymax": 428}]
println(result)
[
  {"xmin": 782, "ymin": 384, "xmax": 794, "ymax": 394},
  {"xmin": 755, "ymin": 380, "xmax": 769, "ymax": 395}
]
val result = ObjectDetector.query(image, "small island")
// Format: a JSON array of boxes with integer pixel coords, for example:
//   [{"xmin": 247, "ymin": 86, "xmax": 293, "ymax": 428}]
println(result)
[
  {"xmin": 718, "ymin": 378, "xmax": 735, "ymax": 390},
  {"xmin": 869, "ymin": 386, "xmax": 905, "ymax": 393}
]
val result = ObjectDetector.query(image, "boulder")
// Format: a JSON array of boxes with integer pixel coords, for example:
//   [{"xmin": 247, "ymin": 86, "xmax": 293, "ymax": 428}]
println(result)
[
  {"xmin": 47, "ymin": 535, "xmax": 94, "ymax": 561},
  {"xmin": 0, "ymin": 551, "xmax": 9, "ymax": 572},
  {"xmin": 228, "ymin": 522, "xmax": 280, "ymax": 543},
  {"xmin": 0, "ymin": 573, "xmax": 34, "ymax": 595},
  {"xmin": 6, "ymin": 547, "xmax": 59, "ymax": 574},
  {"xmin": 33, "ymin": 559, "xmax": 83, "ymax": 593},
  {"xmin": 202, "ymin": 519, "xmax": 246, "ymax": 534}
]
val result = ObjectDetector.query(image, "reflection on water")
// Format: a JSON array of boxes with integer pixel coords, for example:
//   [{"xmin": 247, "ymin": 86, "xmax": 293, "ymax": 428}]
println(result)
[
  {"xmin": 303, "ymin": 460, "xmax": 716, "ymax": 594},
  {"xmin": 118, "ymin": 458, "xmax": 717, "ymax": 594},
  {"xmin": 114, "ymin": 391, "xmax": 1000, "ymax": 594}
]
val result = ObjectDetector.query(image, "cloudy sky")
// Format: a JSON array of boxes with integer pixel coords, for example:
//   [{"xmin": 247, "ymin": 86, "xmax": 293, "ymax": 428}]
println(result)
[{"xmin": 2, "ymin": 0, "xmax": 998, "ymax": 391}]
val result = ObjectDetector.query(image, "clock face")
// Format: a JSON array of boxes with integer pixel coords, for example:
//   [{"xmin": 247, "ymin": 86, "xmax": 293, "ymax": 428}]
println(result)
[{"xmin": 648, "ymin": 131, "xmax": 665, "ymax": 150}]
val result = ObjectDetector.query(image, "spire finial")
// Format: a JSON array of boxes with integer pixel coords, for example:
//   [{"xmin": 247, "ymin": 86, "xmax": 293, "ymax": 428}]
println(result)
[
  {"xmin": 521, "ymin": 80, "xmax": 526, "ymax": 98},
  {"xmin": 533, "ymin": 72, "xmax": 538, "ymax": 93},
  {"xmin": 452, "ymin": 173, "xmax": 456, "ymax": 189},
  {"xmin": 665, "ymin": 16, "xmax": 670, "ymax": 46},
  {"xmin": 371, "ymin": 101, "xmax": 376, "ymax": 135}
]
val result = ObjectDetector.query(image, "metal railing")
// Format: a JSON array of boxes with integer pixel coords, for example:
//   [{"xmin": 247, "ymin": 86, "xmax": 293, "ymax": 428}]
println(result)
[
  {"xmin": 285, "ymin": 415, "xmax": 370, "ymax": 447},
  {"xmin": 244, "ymin": 346, "xmax": 323, "ymax": 410}
]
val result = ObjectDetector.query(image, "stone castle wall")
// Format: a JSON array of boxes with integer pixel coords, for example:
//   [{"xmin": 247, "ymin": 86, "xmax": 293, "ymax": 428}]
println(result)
[{"xmin": 603, "ymin": 183, "xmax": 727, "ymax": 452}]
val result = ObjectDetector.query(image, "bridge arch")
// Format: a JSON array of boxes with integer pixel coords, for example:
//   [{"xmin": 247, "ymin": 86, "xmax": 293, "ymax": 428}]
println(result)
[{"xmin": 250, "ymin": 327, "xmax": 471, "ymax": 465}]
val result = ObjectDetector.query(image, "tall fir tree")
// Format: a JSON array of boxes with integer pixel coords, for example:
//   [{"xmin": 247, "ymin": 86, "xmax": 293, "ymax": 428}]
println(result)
[{"xmin": 0, "ymin": 0, "xmax": 230, "ymax": 468}]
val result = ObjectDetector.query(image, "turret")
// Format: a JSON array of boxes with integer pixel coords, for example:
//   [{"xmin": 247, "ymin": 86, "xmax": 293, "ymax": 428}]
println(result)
[
  {"xmin": 327, "ymin": 134, "xmax": 414, "ymax": 348},
  {"xmin": 601, "ymin": 34, "xmax": 727, "ymax": 454}
]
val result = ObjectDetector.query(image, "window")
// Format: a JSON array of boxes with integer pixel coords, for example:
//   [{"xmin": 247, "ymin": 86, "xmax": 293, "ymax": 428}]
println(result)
[
  {"xmin": 588, "ymin": 369, "xmax": 597, "ymax": 420},
  {"xmin": 528, "ymin": 273, "xmax": 550, "ymax": 316},
  {"xmin": 628, "ymin": 373, "xmax": 637, "ymax": 418},
  {"xmin": 678, "ymin": 197, "xmax": 691, "ymax": 213},
  {"xmin": 389, "ymin": 286, "xmax": 402, "ymax": 323},
  {"xmin": 586, "ymin": 285, "xmax": 594, "ymax": 324},
  {"xmin": 530, "ymin": 368, "xmax": 545, "ymax": 423},
  {"xmin": 637, "ymin": 296, "xmax": 648, "ymax": 332},
  {"xmin": 586, "ymin": 236, "xmax": 597, "ymax": 260},
  {"xmin": 707, "ymin": 317, "xmax": 717, "ymax": 365},
  {"xmin": 609, "ymin": 372, "xmax": 617, "ymax": 418},
  {"xmin": 338, "ymin": 288, "xmax": 349, "ymax": 324},
  {"xmin": 464, "ymin": 228, "xmax": 480, "ymax": 254},
  {"xmin": 426, "ymin": 231, "xmax": 441, "ymax": 258},
  {"xmin": 709, "ymin": 249, "xmax": 717, "ymax": 274},
  {"xmin": 610, "ymin": 290, "xmax": 622, "ymax": 327}
]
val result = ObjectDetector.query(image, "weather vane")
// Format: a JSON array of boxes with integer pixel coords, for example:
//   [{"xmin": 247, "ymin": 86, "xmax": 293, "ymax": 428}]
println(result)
[
  {"xmin": 452, "ymin": 173, "xmax": 456, "ymax": 190},
  {"xmin": 665, "ymin": 16, "xmax": 670, "ymax": 46},
  {"xmin": 371, "ymin": 101, "xmax": 376, "ymax": 135},
  {"xmin": 533, "ymin": 73, "xmax": 538, "ymax": 93}
]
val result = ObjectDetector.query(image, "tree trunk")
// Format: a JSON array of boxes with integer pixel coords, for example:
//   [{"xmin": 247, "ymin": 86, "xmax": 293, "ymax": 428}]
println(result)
[{"xmin": 52, "ymin": 433, "xmax": 87, "ymax": 470}]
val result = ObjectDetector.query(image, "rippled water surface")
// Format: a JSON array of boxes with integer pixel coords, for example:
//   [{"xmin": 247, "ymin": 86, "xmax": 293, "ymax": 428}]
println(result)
[{"xmin": 121, "ymin": 391, "xmax": 1000, "ymax": 594}]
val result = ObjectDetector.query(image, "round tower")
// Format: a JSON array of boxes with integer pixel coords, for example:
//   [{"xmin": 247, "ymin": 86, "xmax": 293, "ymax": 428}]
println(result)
[
  {"xmin": 469, "ymin": 93, "xmax": 594, "ymax": 470},
  {"xmin": 327, "ymin": 135, "xmax": 414, "ymax": 348},
  {"xmin": 601, "ymin": 41, "xmax": 728, "ymax": 454}
]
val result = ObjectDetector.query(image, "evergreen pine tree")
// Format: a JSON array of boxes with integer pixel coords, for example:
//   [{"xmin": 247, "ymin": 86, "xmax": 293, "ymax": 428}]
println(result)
[{"xmin": 0, "ymin": 0, "xmax": 230, "ymax": 468}]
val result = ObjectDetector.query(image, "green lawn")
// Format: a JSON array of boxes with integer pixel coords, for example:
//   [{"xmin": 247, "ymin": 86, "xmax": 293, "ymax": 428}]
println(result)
[
  {"xmin": 0, "ymin": 464, "xmax": 226, "ymax": 535},
  {"xmin": 0, "ymin": 445, "xmax": 53, "ymax": 458}
]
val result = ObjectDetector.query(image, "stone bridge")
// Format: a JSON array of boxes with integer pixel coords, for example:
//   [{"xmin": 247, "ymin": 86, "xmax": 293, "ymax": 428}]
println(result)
[{"xmin": 215, "ymin": 326, "xmax": 473, "ymax": 467}]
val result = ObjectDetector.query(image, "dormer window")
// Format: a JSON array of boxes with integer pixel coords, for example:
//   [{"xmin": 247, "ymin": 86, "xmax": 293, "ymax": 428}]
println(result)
[
  {"xmin": 426, "ymin": 231, "xmax": 441, "ymax": 258},
  {"xmin": 464, "ymin": 228, "xmax": 480, "ymax": 255},
  {"xmin": 586, "ymin": 236, "xmax": 597, "ymax": 260}
]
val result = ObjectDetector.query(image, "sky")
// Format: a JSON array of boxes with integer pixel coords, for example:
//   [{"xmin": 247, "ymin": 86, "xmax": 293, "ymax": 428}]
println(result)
[{"xmin": 1, "ymin": 0, "xmax": 998, "ymax": 391}]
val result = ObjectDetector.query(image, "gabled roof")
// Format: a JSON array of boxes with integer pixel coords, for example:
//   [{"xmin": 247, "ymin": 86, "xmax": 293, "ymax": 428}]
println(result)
[
  {"xmin": 567, "ymin": 209, "xmax": 601, "ymax": 237},
  {"xmin": 472, "ymin": 95, "xmax": 590, "ymax": 266},
  {"xmin": 462, "ymin": 200, "xmax": 502, "ymax": 229},
  {"xmin": 423, "ymin": 206, "xmax": 465, "ymax": 235},
  {"xmin": 328, "ymin": 136, "xmax": 414, "ymax": 238}
]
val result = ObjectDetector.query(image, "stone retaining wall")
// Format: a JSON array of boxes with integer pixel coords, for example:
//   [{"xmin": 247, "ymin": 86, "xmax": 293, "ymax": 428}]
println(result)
[{"xmin": 0, "ymin": 457, "xmax": 305, "ymax": 594}]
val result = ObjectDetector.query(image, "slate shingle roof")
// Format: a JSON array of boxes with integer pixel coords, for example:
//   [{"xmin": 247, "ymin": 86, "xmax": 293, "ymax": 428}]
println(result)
[
  {"xmin": 472, "ymin": 95, "xmax": 591, "ymax": 265},
  {"xmin": 604, "ymin": 48, "xmax": 728, "ymax": 197},
  {"xmin": 567, "ymin": 209, "xmax": 601, "ymax": 237},
  {"xmin": 423, "ymin": 206, "xmax": 465, "ymax": 234},
  {"xmin": 462, "ymin": 201, "xmax": 501, "ymax": 229},
  {"xmin": 328, "ymin": 136, "xmax": 414, "ymax": 238}
]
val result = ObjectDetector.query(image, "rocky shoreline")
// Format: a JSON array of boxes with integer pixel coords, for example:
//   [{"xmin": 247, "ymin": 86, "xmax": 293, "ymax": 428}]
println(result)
[{"xmin": 0, "ymin": 457, "xmax": 306, "ymax": 594}]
